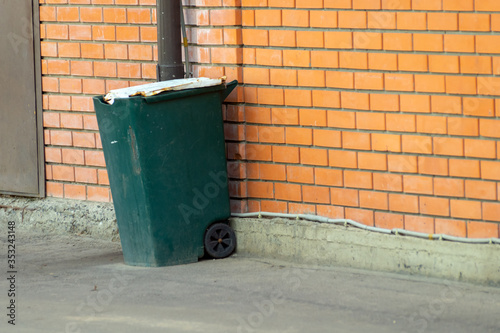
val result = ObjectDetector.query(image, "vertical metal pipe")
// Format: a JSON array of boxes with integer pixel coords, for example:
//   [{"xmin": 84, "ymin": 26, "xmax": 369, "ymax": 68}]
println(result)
[{"xmin": 156, "ymin": 0, "xmax": 184, "ymax": 81}]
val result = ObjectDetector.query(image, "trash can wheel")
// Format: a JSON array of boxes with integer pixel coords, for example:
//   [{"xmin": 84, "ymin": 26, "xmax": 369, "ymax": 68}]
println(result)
[{"xmin": 204, "ymin": 223, "xmax": 236, "ymax": 259}]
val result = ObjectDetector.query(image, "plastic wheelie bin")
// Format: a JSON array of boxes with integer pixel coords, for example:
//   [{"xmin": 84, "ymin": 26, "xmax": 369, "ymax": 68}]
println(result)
[{"xmin": 93, "ymin": 77, "xmax": 238, "ymax": 267}]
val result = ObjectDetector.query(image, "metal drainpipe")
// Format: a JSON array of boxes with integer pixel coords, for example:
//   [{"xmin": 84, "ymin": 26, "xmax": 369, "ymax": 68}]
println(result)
[{"xmin": 156, "ymin": 0, "xmax": 185, "ymax": 81}]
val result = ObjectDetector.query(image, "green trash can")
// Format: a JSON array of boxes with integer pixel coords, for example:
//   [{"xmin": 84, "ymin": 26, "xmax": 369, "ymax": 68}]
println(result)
[{"xmin": 93, "ymin": 78, "xmax": 238, "ymax": 267}]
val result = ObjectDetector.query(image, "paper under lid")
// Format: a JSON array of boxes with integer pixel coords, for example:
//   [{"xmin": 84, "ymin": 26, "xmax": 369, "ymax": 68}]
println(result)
[{"xmin": 103, "ymin": 77, "xmax": 226, "ymax": 104}]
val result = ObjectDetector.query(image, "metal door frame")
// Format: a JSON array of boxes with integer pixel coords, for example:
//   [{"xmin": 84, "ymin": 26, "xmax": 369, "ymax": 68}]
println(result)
[{"xmin": 0, "ymin": 0, "xmax": 45, "ymax": 197}]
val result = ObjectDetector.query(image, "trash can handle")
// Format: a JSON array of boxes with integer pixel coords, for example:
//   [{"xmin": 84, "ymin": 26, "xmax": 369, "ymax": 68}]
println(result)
[{"xmin": 222, "ymin": 80, "xmax": 238, "ymax": 101}]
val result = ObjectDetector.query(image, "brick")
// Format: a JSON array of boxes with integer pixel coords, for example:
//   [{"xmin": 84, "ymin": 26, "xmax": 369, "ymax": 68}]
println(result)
[
  {"xmin": 416, "ymin": 115, "xmax": 447, "ymax": 134},
  {"xmin": 401, "ymin": 135, "xmax": 432, "ymax": 154},
  {"xmin": 270, "ymin": 69, "xmax": 297, "ymax": 86},
  {"xmin": 116, "ymin": 26, "xmax": 140, "ymax": 42},
  {"xmin": 310, "ymin": 11, "xmax": 338, "ymax": 28},
  {"xmin": 269, "ymin": 30, "xmax": 296, "ymax": 47},
  {"xmin": 313, "ymin": 129, "xmax": 341, "ymax": 148},
  {"xmin": 287, "ymin": 165, "xmax": 314, "ymax": 184},
  {"xmin": 244, "ymin": 67, "xmax": 269, "ymax": 85},
  {"xmin": 449, "ymin": 159, "xmax": 480, "ymax": 178},
  {"xmin": 48, "ymin": 95, "xmax": 71, "ymax": 111},
  {"xmin": 275, "ymin": 183, "xmax": 301, "ymax": 202},
  {"xmin": 42, "ymin": 77, "xmax": 58, "ymax": 93},
  {"xmin": 81, "ymin": 43, "xmax": 104, "ymax": 59},
  {"xmin": 282, "ymin": 10, "xmax": 308, "ymax": 27},
  {"xmin": 345, "ymin": 208, "xmax": 374, "ymax": 226},
  {"xmin": 433, "ymin": 137, "xmax": 464, "ymax": 157},
  {"xmin": 356, "ymin": 112, "xmax": 385, "ymax": 131},
  {"xmin": 259, "ymin": 164, "xmax": 286, "ymax": 181},
  {"xmin": 58, "ymin": 42, "xmax": 80, "ymax": 58},
  {"xmin": 312, "ymin": 90, "xmax": 340, "ymax": 109},
  {"xmin": 75, "ymin": 167, "xmax": 98, "ymax": 184},
  {"xmin": 370, "ymin": 94, "xmax": 400, "ymax": 113},
  {"xmin": 288, "ymin": 202, "xmax": 316, "ymax": 215},
  {"xmin": 284, "ymin": 89, "xmax": 312, "ymax": 107},
  {"xmin": 326, "ymin": 72, "xmax": 354, "ymax": 89},
  {"xmin": 372, "ymin": 133, "xmax": 401, "ymax": 153},
  {"xmin": 467, "ymin": 221, "xmax": 499, "ymax": 238},
  {"xmin": 87, "ymin": 186, "xmax": 110, "ymax": 202},
  {"xmin": 273, "ymin": 146, "xmax": 299, "ymax": 163},
  {"xmin": 403, "ymin": 175, "xmax": 433, "ymax": 194},
  {"xmin": 386, "ymin": 114, "xmax": 415, "ymax": 132},
  {"xmin": 447, "ymin": 117, "xmax": 478, "ymax": 138},
  {"xmin": 127, "ymin": 8, "xmax": 152, "ymax": 24},
  {"xmin": 331, "ymin": 188, "xmax": 359, "ymax": 207},
  {"xmin": 272, "ymin": 108, "xmax": 298, "ymax": 125},
  {"xmin": 413, "ymin": 34, "xmax": 443, "ymax": 52},
  {"xmin": 342, "ymin": 132, "xmax": 371, "ymax": 150},
  {"xmin": 465, "ymin": 180, "xmax": 496, "ymax": 200},
  {"xmin": 444, "ymin": 34, "xmax": 475, "ymax": 53},
  {"xmin": 85, "ymin": 150, "xmax": 106, "ymax": 167},
  {"xmin": 341, "ymin": 91, "xmax": 369, "ymax": 110},
  {"xmin": 243, "ymin": 29, "xmax": 269, "ymax": 46},
  {"xmin": 315, "ymin": 168, "xmax": 343, "ymax": 187},
  {"xmin": 429, "ymin": 55, "xmax": 459, "ymax": 74},
  {"xmin": 327, "ymin": 110, "xmax": 356, "ymax": 129},
  {"xmin": 357, "ymin": 152, "xmax": 386, "ymax": 171},
  {"xmin": 368, "ymin": 53, "xmax": 398, "ymax": 71},
  {"xmin": 283, "ymin": 50, "xmax": 310, "ymax": 67},
  {"xmin": 297, "ymin": 31, "xmax": 324, "ymax": 48},
  {"xmin": 418, "ymin": 156, "xmax": 449, "ymax": 176},
  {"xmin": 285, "ymin": 127, "xmax": 312, "ymax": 145},
  {"xmin": 383, "ymin": 33, "xmax": 412, "ymax": 51},
  {"xmin": 353, "ymin": 32, "xmax": 382, "ymax": 50},
  {"xmin": 325, "ymin": 31, "xmax": 353, "ymax": 49},
  {"xmin": 73, "ymin": 132, "xmax": 96, "ymax": 148},
  {"xmin": 464, "ymin": 139, "xmax": 495, "ymax": 159},
  {"xmin": 389, "ymin": 193, "xmax": 419, "ymax": 213},
  {"xmin": 483, "ymin": 202, "xmax": 500, "ymax": 222},
  {"xmin": 435, "ymin": 218, "xmax": 466, "ymax": 237},
  {"xmin": 260, "ymin": 200, "xmax": 287, "ymax": 214},
  {"xmin": 303, "ymin": 186, "xmax": 330, "ymax": 204},
  {"xmin": 45, "ymin": 147, "xmax": 62, "ymax": 163},
  {"xmin": 451, "ymin": 200, "xmax": 482, "ymax": 220},
  {"xmin": 431, "ymin": 96, "xmax": 462, "ymax": 115},
  {"xmin": 397, "ymin": 12, "xmax": 427, "ymax": 30},
  {"xmin": 311, "ymin": 51, "xmax": 339, "ymax": 69},
  {"xmin": 389, "ymin": 154, "xmax": 418, "ymax": 173},
  {"xmin": 299, "ymin": 109, "xmax": 326, "ymax": 127},
  {"xmin": 405, "ymin": 216, "xmax": 435, "ymax": 234},
  {"xmin": 476, "ymin": 35, "xmax": 500, "ymax": 54},
  {"xmin": 398, "ymin": 54, "xmax": 428, "ymax": 72},
  {"xmin": 57, "ymin": 7, "xmax": 79, "ymax": 22},
  {"xmin": 476, "ymin": 0, "xmax": 500, "ymax": 11},
  {"xmin": 355, "ymin": 72, "xmax": 384, "ymax": 91},
  {"xmin": 459, "ymin": 13, "xmax": 490, "ymax": 32},
  {"xmin": 46, "ymin": 182, "xmax": 64, "ymax": 198},
  {"xmin": 70, "ymin": 60, "xmax": 93, "ymax": 76},
  {"xmin": 461, "ymin": 56, "xmax": 492, "ymax": 75},
  {"xmin": 420, "ymin": 196, "xmax": 450, "ymax": 217},
  {"xmin": 401, "ymin": 95, "xmax": 431, "ymax": 114},
  {"xmin": 316, "ymin": 205, "xmax": 344, "ymax": 219},
  {"xmin": 338, "ymin": 11, "xmax": 367, "ymax": 29},
  {"xmin": 80, "ymin": 7, "xmax": 102, "ymax": 22},
  {"xmin": 360, "ymin": 191, "xmax": 388, "ymax": 210},
  {"xmin": 368, "ymin": 12, "xmax": 396, "ymax": 30},
  {"xmin": 300, "ymin": 148, "xmax": 328, "ymax": 166},
  {"xmin": 64, "ymin": 184, "xmax": 86, "ymax": 200},
  {"xmin": 298, "ymin": 70, "xmax": 325, "ymax": 87},
  {"xmin": 256, "ymin": 49, "xmax": 283, "ymax": 67},
  {"xmin": 339, "ymin": 52, "xmax": 368, "ymax": 70},
  {"xmin": 415, "ymin": 75, "xmax": 445, "ymax": 93},
  {"xmin": 246, "ymin": 144, "xmax": 272, "ymax": 161},
  {"xmin": 329, "ymin": 150, "xmax": 357, "ymax": 169},
  {"xmin": 60, "ymin": 113, "xmax": 83, "ymax": 129},
  {"xmin": 385, "ymin": 74, "xmax": 414, "ymax": 92},
  {"xmin": 258, "ymin": 127, "xmax": 284, "ymax": 144},
  {"xmin": 375, "ymin": 212, "xmax": 404, "ymax": 229},
  {"xmin": 480, "ymin": 119, "xmax": 500, "ymax": 138},
  {"xmin": 47, "ymin": 59, "xmax": 70, "ymax": 75},
  {"xmin": 481, "ymin": 161, "xmax": 500, "ymax": 181},
  {"xmin": 434, "ymin": 178, "xmax": 464, "ymax": 197},
  {"xmin": 69, "ymin": 25, "xmax": 92, "ymax": 41},
  {"xmin": 52, "ymin": 165, "xmax": 75, "ymax": 181},
  {"xmin": 344, "ymin": 170, "xmax": 373, "ymax": 189},
  {"xmin": 428, "ymin": 13, "xmax": 458, "ymax": 31}
]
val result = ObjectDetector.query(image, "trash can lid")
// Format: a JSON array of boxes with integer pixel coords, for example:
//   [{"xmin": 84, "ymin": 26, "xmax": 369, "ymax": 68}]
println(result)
[{"xmin": 103, "ymin": 77, "xmax": 226, "ymax": 105}]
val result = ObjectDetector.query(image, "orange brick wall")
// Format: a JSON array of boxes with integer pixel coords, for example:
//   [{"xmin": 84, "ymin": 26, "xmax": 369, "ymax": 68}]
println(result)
[{"xmin": 41, "ymin": 0, "xmax": 500, "ymax": 238}]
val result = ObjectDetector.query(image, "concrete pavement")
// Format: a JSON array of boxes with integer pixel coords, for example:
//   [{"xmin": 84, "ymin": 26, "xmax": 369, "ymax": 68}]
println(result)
[{"xmin": 0, "ymin": 232, "xmax": 499, "ymax": 333}]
